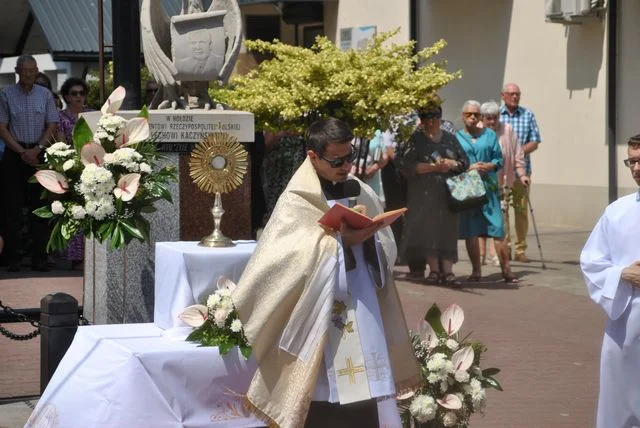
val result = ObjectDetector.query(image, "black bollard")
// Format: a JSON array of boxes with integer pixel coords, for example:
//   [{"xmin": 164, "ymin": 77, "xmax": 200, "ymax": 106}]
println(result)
[{"xmin": 40, "ymin": 293, "xmax": 79, "ymax": 393}]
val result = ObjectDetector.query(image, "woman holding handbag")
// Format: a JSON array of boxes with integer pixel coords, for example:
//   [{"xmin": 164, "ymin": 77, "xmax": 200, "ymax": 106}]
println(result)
[
  {"xmin": 456, "ymin": 100, "xmax": 510, "ymax": 283},
  {"xmin": 399, "ymin": 104, "xmax": 469, "ymax": 287}
]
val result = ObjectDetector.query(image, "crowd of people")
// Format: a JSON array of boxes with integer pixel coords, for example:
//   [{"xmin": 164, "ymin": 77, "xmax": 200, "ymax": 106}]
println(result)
[
  {"xmin": 0, "ymin": 55, "xmax": 96, "ymax": 272},
  {"xmin": 242, "ymin": 82, "xmax": 545, "ymax": 287},
  {"xmin": 397, "ymin": 84, "xmax": 541, "ymax": 286}
]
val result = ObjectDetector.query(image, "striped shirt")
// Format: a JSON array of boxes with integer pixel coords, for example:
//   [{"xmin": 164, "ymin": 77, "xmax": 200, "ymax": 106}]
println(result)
[
  {"xmin": 0, "ymin": 84, "xmax": 58, "ymax": 145},
  {"xmin": 499, "ymin": 105, "xmax": 541, "ymax": 175}
]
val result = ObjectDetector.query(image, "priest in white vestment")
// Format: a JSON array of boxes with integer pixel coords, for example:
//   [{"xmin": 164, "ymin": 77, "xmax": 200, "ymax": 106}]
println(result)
[
  {"xmin": 232, "ymin": 118, "xmax": 420, "ymax": 428},
  {"xmin": 581, "ymin": 135, "xmax": 640, "ymax": 428}
]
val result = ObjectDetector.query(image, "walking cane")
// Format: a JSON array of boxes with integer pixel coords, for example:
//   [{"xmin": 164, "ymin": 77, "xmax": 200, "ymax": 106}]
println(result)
[{"xmin": 524, "ymin": 189, "xmax": 547, "ymax": 270}]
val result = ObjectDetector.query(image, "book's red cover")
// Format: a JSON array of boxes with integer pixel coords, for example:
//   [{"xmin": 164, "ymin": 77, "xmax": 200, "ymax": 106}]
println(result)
[{"xmin": 318, "ymin": 203, "xmax": 407, "ymax": 231}]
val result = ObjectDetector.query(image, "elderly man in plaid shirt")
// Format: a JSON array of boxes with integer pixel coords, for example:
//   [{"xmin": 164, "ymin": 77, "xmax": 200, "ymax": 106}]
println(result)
[
  {"xmin": 0, "ymin": 55, "xmax": 58, "ymax": 272},
  {"xmin": 499, "ymin": 82, "xmax": 541, "ymax": 263}
]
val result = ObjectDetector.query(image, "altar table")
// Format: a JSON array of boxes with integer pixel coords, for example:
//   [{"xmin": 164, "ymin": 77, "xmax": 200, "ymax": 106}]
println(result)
[
  {"xmin": 25, "ymin": 323, "xmax": 263, "ymax": 428},
  {"xmin": 154, "ymin": 241, "xmax": 256, "ymax": 330}
]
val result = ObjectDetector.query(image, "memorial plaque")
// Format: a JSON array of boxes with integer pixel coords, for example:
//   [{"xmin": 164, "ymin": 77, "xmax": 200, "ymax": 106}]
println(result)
[{"xmin": 81, "ymin": 110, "xmax": 255, "ymax": 152}]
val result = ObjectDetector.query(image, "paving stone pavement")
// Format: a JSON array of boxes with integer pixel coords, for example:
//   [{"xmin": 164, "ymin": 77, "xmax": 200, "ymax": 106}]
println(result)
[{"xmin": 0, "ymin": 224, "xmax": 604, "ymax": 427}]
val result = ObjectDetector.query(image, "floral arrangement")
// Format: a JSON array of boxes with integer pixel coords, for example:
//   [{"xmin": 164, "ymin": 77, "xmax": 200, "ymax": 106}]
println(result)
[
  {"xmin": 180, "ymin": 277, "xmax": 251, "ymax": 359},
  {"xmin": 33, "ymin": 86, "xmax": 175, "ymax": 251},
  {"xmin": 214, "ymin": 30, "xmax": 461, "ymax": 142},
  {"xmin": 398, "ymin": 304, "xmax": 502, "ymax": 428}
]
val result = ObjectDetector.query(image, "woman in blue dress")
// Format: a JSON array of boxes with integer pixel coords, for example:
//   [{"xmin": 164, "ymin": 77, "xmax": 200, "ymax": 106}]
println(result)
[{"xmin": 456, "ymin": 100, "xmax": 505, "ymax": 282}]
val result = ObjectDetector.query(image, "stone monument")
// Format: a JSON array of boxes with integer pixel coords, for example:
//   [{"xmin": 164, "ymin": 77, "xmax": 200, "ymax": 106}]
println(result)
[{"xmin": 84, "ymin": 0, "xmax": 254, "ymax": 324}]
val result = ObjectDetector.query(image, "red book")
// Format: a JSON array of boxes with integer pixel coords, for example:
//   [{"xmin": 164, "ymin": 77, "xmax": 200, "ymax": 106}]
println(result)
[{"xmin": 318, "ymin": 203, "xmax": 407, "ymax": 231}]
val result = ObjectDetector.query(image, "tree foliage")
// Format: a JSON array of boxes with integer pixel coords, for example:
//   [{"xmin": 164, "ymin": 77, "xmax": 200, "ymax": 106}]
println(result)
[{"xmin": 216, "ymin": 30, "xmax": 461, "ymax": 140}]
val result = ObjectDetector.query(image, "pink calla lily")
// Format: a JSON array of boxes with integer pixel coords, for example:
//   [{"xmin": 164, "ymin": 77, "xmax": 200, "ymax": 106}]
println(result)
[
  {"xmin": 80, "ymin": 143, "xmax": 106, "ymax": 166},
  {"xmin": 437, "ymin": 394, "xmax": 462, "ymax": 410},
  {"xmin": 417, "ymin": 319, "xmax": 438, "ymax": 349},
  {"xmin": 217, "ymin": 276, "xmax": 237, "ymax": 292},
  {"xmin": 451, "ymin": 346, "xmax": 474, "ymax": 372},
  {"xmin": 396, "ymin": 390, "xmax": 415, "ymax": 400},
  {"xmin": 115, "ymin": 117, "xmax": 150, "ymax": 148},
  {"xmin": 441, "ymin": 303, "xmax": 464, "ymax": 336},
  {"xmin": 113, "ymin": 173, "xmax": 141, "ymax": 201},
  {"xmin": 179, "ymin": 304, "xmax": 208, "ymax": 327},
  {"xmin": 34, "ymin": 170, "xmax": 69, "ymax": 194},
  {"xmin": 101, "ymin": 85, "xmax": 126, "ymax": 114}
]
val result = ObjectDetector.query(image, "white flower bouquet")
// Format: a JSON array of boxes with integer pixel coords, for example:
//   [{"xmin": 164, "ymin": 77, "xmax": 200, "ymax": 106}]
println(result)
[
  {"xmin": 398, "ymin": 304, "xmax": 502, "ymax": 428},
  {"xmin": 33, "ymin": 86, "xmax": 175, "ymax": 251},
  {"xmin": 179, "ymin": 277, "xmax": 251, "ymax": 359}
]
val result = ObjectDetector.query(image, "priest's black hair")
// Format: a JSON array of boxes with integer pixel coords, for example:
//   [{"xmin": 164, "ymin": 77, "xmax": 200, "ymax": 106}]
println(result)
[
  {"xmin": 628, "ymin": 134, "xmax": 640, "ymax": 147},
  {"xmin": 306, "ymin": 117, "xmax": 354, "ymax": 155}
]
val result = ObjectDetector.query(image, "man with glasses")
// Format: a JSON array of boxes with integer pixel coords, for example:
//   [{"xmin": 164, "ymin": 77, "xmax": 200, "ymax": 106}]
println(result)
[
  {"xmin": 581, "ymin": 134, "xmax": 640, "ymax": 427},
  {"xmin": 0, "ymin": 54, "xmax": 58, "ymax": 272},
  {"xmin": 499, "ymin": 82, "xmax": 541, "ymax": 263},
  {"xmin": 232, "ymin": 117, "xmax": 419, "ymax": 427}
]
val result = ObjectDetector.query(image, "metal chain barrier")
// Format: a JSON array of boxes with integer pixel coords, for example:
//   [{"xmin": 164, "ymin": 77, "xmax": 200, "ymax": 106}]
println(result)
[{"xmin": 0, "ymin": 301, "xmax": 41, "ymax": 341}]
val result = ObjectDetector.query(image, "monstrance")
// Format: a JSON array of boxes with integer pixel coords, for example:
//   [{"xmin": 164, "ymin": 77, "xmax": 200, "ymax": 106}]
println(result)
[{"xmin": 189, "ymin": 132, "xmax": 248, "ymax": 247}]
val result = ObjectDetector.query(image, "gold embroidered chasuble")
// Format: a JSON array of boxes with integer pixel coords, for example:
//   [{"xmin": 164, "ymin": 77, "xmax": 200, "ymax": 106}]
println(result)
[{"xmin": 232, "ymin": 158, "xmax": 421, "ymax": 428}]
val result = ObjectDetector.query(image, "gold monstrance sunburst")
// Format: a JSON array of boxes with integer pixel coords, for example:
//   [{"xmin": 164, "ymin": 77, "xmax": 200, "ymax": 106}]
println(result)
[{"xmin": 189, "ymin": 132, "xmax": 248, "ymax": 247}]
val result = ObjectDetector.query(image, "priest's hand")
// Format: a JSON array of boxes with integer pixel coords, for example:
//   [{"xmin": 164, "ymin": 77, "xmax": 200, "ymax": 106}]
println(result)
[
  {"xmin": 622, "ymin": 261, "xmax": 640, "ymax": 287},
  {"xmin": 340, "ymin": 220, "xmax": 384, "ymax": 248}
]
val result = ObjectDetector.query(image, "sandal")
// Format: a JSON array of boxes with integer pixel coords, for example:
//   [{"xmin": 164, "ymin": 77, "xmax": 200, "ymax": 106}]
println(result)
[
  {"xmin": 442, "ymin": 273, "xmax": 462, "ymax": 288},
  {"xmin": 503, "ymin": 274, "xmax": 520, "ymax": 284},
  {"xmin": 425, "ymin": 271, "xmax": 441, "ymax": 285},
  {"xmin": 466, "ymin": 274, "xmax": 481, "ymax": 282}
]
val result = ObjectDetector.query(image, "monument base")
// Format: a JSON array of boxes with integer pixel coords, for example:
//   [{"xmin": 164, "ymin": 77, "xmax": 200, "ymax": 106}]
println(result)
[{"xmin": 81, "ymin": 110, "xmax": 254, "ymax": 324}]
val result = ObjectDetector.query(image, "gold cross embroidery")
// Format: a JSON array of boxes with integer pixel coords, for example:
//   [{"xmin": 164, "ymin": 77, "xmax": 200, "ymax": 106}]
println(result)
[{"xmin": 337, "ymin": 357, "xmax": 365, "ymax": 384}]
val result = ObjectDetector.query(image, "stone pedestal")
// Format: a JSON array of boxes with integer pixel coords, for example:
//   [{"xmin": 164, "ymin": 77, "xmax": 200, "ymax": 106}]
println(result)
[{"xmin": 81, "ymin": 110, "xmax": 254, "ymax": 324}]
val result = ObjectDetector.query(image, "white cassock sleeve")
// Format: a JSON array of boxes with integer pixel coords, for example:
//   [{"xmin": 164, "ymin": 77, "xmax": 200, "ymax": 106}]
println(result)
[{"xmin": 580, "ymin": 212, "xmax": 633, "ymax": 320}]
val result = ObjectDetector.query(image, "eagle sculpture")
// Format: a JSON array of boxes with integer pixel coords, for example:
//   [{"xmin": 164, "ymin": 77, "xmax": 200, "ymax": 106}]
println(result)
[{"xmin": 141, "ymin": 0, "xmax": 242, "ymax": 109}]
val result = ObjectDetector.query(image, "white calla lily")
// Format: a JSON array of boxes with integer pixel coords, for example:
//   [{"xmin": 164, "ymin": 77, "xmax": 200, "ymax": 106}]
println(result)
[
  {"xmin": 217, "ymin": 276, "xmax": 237, "ymax": 292},
  {"xmin": 441, "ymin": 303, "xmax": 464, "ymax": 336},
  {"xmin": 417, "ymin": 319, "xmax": 438, "ymax": 349},
  {"xmin": 436, "ymin": 394, "xmax": 463, "ymax": 410},
  {"xmin": 34, "ymin": 170, "xmax": 69, "ymax": 194},
  {"xmin": 101, "ymin": 85, "xmax": 126, "ymax": 114},
  {"xmin": 179, "ymin": 304, "xmax": 208, "ymax": 327},
  {"xmin": 115, "ymin": 117, "xmax": 150, "ymax": 148},
  {"xmin": 451, "ymin": 346, "xmax": 474, "ymax": 372},
  {"xmin": 80, "ymin": 143, "xmax": 106, "ymax": 166},
  {"xmin": 113, "ymin": 173, "xmax": 141, "ymax": 201}
]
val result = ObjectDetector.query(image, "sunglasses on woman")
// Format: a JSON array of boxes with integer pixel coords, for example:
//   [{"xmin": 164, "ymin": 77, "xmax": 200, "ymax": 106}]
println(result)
[
  {"xmin": 320, "ymin": 146, "xmax": 357, "ymax": 168},
  {"xmin": 69, "ymin": 90, "xmax": 86, "ymax": 97}
]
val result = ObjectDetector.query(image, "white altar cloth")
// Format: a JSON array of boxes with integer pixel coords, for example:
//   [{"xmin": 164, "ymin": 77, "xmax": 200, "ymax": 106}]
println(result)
[
  {"xmin": 25, "ymin": 323, "xmax": 263, "ymax": 428},
  {"xmin": 154, "ymin": 241, "xmax": 256, "ymax": 330}
]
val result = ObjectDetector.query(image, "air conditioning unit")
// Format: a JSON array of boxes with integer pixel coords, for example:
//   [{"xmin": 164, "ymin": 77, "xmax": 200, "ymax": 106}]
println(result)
[{"xmin": 545, "ymin": 0, "xmax": 605, "ymax": 23}]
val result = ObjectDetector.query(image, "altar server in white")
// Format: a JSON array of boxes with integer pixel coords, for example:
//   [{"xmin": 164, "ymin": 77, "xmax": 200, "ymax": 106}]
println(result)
[{"xmin": 581, "ymin": 134, "xmax": 640, "ymax": 428}]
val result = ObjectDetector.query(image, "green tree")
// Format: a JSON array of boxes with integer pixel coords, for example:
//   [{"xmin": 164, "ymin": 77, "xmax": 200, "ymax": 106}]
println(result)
[{"xmin": 216, "ymin": 30, "xmax": 461, "ymax": 141}]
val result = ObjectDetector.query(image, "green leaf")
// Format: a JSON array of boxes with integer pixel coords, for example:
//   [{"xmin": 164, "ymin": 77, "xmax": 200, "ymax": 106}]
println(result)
[
  {"xmin": 109, "ymin": 224, "xmax": 125, "ymax": 250},
  {"xmin": 140, "ymin": 205, "xmax": 157, "ymax": 213},
  {"xmin": 33, "ymin": 206, "xmax": 54, "ymax": 219},
  {"xmin": 72, "ymin": 117, "xmax": 94, "ymax": 153},
  {"xmin": 240, "ymin": 345, "xmax": 252, "ymax": 360},
  {"xmin": 482, "ymin": 376, "xmax": 503, "ymax": 391},
  {"xmin": 119, "ymin": 220, "xmax": 145, "ymax": 241},
  {"xmin": 424, "ymin": 303, "xmax": 445, "ymax": 335},
  {"xmin": 218, "ymin": 341, "xmax": 233, "ymax": 355},
  {"xmin": 482, "ymin": 367, "xmax": 501, "ymax": 377},
  {"xmin": 60, "ymin": 222, "xmax": 72, "ymax": 240},
  {"xmin": 135, "ymin": 217, "xmax": 151, "ymax": 242},
  {"xmin": 138, "ymin": 105, "xmax": 149, "ymax": 119},
  {"xmin": 186, "ymin": 327, "xmax": 205, "ymax": 342}
]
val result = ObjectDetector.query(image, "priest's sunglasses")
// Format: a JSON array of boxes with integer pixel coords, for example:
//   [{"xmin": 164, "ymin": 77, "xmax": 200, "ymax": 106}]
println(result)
[
  {"xmin": 320, "ymin": 145, "xmax": 357, "ymax": 168},
  {"xmin": 624, "ymin": 157, "xmax": 640, "ymax": 168}
]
